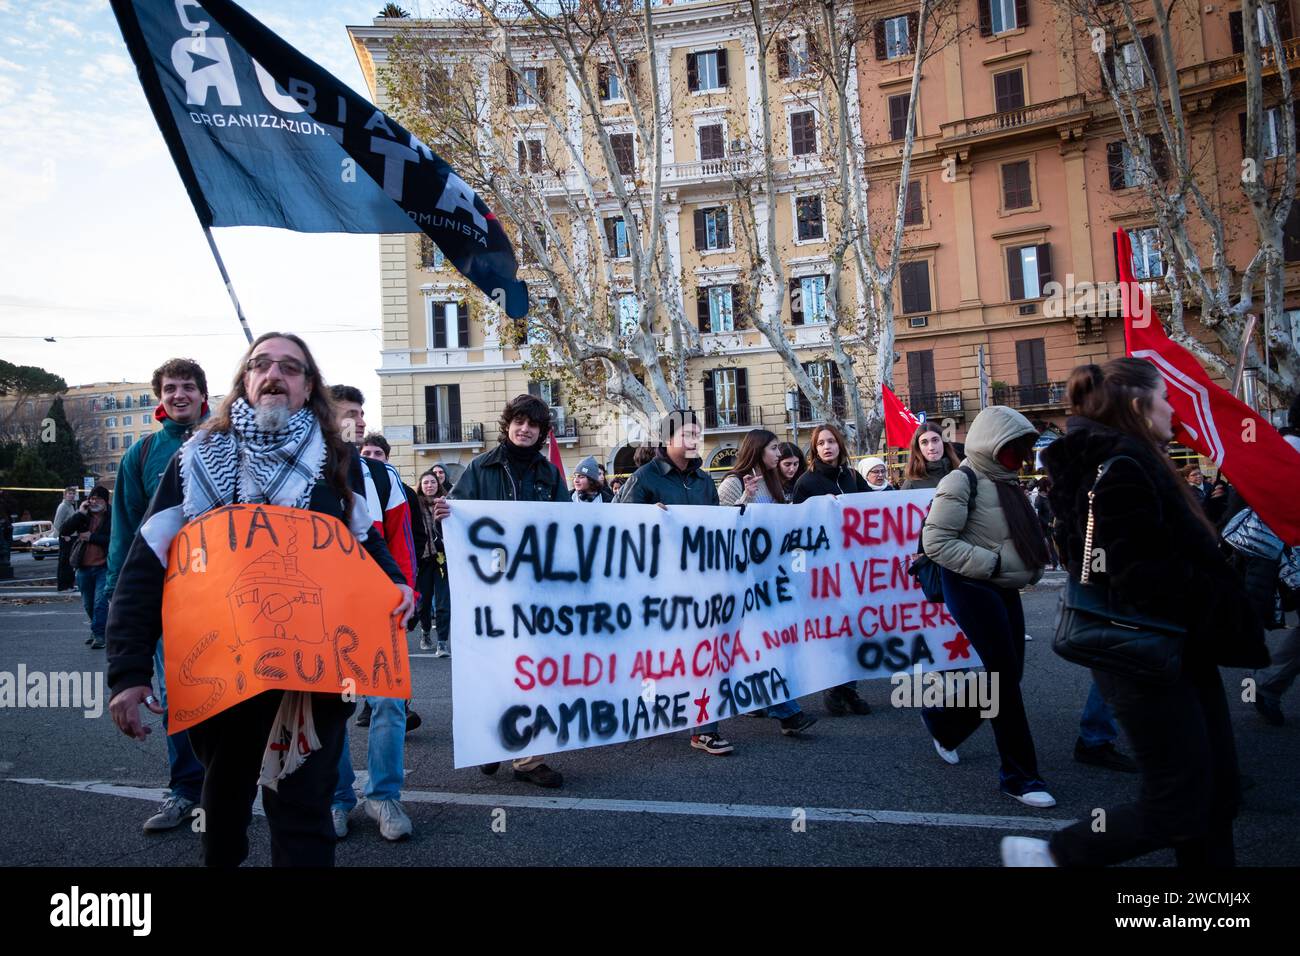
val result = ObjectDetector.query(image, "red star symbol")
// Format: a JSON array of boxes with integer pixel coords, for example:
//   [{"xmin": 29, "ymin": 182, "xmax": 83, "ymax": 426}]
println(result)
[
  {"xmin": 943, "ymin": 632, "xmax": 973, "ymax": 661},
  {"xmin": 693, "ymin": 690, "xmax": 711, "ymax": 723}
]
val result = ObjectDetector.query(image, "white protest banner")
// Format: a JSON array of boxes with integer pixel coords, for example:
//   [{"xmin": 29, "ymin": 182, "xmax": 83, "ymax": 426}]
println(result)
[{"xmin": 444, "ymin": 490, "xmax": 980, "ymax": 767}]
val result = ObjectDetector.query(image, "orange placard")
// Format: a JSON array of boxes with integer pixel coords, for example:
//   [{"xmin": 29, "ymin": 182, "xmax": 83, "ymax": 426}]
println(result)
[{"xmin": 160, "ymin": 503, "xmax": 408, "ymax": 732}]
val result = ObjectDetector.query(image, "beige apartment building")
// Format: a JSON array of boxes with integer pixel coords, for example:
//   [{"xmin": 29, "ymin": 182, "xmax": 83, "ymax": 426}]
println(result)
[{"xmin": 350, "ymin": 0, "xmax": 1299, "ymax": 484}]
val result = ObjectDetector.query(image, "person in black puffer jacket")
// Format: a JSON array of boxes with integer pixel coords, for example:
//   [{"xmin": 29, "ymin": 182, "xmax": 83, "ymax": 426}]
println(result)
[
  {"xmin": 1000, "ymin": 358, "xmax": 1268, "ymax": 869},
  {"xmin": 792, "ymin": 423, "xmax": 872, "ymax": 716}
]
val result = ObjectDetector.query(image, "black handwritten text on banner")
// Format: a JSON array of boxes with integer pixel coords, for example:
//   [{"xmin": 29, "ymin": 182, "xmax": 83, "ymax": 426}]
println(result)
[{"xmin": 444, "ymin": 491, "xmax": 979, "ymax": 767}]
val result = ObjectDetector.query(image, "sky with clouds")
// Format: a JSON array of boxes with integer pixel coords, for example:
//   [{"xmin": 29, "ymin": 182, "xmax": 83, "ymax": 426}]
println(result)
[{"xmin": 0, "ymin": 0, "xmax": 437, "ymax": 427}]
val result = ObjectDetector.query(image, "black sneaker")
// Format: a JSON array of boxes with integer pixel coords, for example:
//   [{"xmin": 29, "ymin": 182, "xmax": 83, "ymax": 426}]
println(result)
[
  {"xmin": 480, "ymin": 762, "xmax": 501, "ymax": 775},
  {"xmin": 513, "ymin": 764, "xmax": 563, "ymax": 788},
  {"xmin": 405, "ymin": 709, "xmax": 422, "ymax": 735},
  {"xmin": 845, "ymin": 695, "xmax": 872, "ymax": 715},
  {"xmin": 90, "ymin": 639, "xmax": 105, "ymax": 650},
  {"xmin": 1074, "ymin": 739, "xmax": 1138, "ymax": 773},
  {"xmin": 1255, "ymin": 697, "xmax": 1285, "ymax": 726},
  {"xmin": 822, "ymin": 690, "xmax": 849, "ymax": 716},
  {"xmin": 779, "ymin": 712, "xmax": 818, "ymax": 736},
  {"xmin": 355, "ymin": 701, "xmax": 372, "ymax": 728}
]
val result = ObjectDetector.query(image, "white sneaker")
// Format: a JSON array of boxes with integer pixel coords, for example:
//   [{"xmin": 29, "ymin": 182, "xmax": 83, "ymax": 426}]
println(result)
[
  {"xmin": 418, "ymin": 632, "xmax": 433, "ymax": 651},
  {"xmin": 435, "ymin": 640, "xmax": 450, "ymax": 658},
  {"xmin": 365, "ymin": 798, "xmax": 413, "ymax": 841},
  {"xmin": 331, "ymin": 807, "xmax": 349, "ymax": 839},
  {"xmin": 1001, "ymin": 836, "xmax": 1058, "ymax": 867},
  {"xmin": 1024, "ymin": 633, "xmax": 1034, "ymax": 641},
  {"xmin": 1005, "ymin": 790, "xmax": 1057, "ymax": 808},
  {"xmin": 933, "ymin": 738, "xmax": 960, "ymax": 765}
]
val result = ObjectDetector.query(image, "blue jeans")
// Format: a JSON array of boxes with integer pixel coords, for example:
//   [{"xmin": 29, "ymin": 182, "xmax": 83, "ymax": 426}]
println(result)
[
  {"xmin": 1078, "ymin": 680, "xmax": 1120, "ymax": 748},
  {"xmin": 333, "ymin": 696, "xmax": 405, "ymax": 810},
  {"xmin": 75, "ymin": 565, "xmax": 108, "ymax": 641},
  {"xmin": 767, "ymin": 701, "xmax": 800, "ymax": 719},
  {"xmin": 153, "ymin": 642, "xmax": 205, "ymax": 803}
]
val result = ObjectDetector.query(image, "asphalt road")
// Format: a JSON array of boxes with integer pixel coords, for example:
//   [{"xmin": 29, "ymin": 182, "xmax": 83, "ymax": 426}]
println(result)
[{"xmin": 1, "ymin": 580, "xmax": 1296, "ymax": 867}]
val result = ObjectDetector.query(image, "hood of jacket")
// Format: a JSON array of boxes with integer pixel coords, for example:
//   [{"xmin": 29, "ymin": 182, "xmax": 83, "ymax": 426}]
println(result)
[{"xmin": 963, "ymin": 405, "xmax": 1038, "ymax": 480}]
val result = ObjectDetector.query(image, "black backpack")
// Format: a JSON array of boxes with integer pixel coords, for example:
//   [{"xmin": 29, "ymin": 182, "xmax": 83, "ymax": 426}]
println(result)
[{"xmin": 907, "ymin": 466, "xmax": 979, "ymax": 603}]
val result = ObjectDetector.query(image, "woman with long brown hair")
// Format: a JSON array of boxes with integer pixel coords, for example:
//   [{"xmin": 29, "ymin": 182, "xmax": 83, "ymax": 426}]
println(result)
[
  {"xmin": 901, "ymin": 421, "xmax": 962, "ymax": 490},
  {"xmin": 776, "ymin": 442, "xmax": 805, "ymax": 502},
  {"xmin": 1003, "ymin": 358, "xmax": 1267, "ymax": 867},
  {"xmin": 413, "ymin": 467, "xmax": 450, "ymax": 655}
]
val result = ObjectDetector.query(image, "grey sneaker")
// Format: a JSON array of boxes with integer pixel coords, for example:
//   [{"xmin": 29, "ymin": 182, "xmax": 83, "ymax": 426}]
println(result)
[
  {"xmin": 365, "ymin": 798, "xmax": 412, "ymax": 841},
  {"xmin": 434, "ymin": 640, "xmax": 450, "ymax": 658},
  {"xmin": 331, "ymin": 807, "xmax": 350, "ymax": 839},
  {"xmin": 142, "ymin": 794, "xmax": 197, "ymax": 832},
  {"xmin": 419, "ymin": 631, "xmax": 433, "ymax": 651}
]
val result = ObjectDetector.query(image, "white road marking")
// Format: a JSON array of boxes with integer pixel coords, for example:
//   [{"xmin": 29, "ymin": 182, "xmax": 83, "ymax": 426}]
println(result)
[{"xmin": 3, "ymin": 777, "xmax": 1069, "ymax": 832}]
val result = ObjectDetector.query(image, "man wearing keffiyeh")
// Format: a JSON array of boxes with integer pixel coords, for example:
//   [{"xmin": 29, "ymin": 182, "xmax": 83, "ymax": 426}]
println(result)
[{"xmin": 106, "ymin": 333, "xmax": 414, "ymax": 867}]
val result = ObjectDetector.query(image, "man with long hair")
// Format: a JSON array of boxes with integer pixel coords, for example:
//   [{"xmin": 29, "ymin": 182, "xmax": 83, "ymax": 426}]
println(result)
[{"xmin": 106, "ymin": 333, "xmax": 413, "ymax": 867}]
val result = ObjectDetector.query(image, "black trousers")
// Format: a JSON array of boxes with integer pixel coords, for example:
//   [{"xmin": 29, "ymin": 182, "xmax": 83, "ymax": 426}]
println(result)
[
  {"xmin": 1049, "ymin": 654, "xmax": 1239, "ymax": 867},
  {"xmin": 57, "ymin": 537, "xmax": 75, "ymax": 590},
  {"xmin": 187, "ymin": 690, "xmax": 353, "ymax": 867},
  {"xmin": 416, "ymin": 559, "xmax": 450, "ymax": 643}
]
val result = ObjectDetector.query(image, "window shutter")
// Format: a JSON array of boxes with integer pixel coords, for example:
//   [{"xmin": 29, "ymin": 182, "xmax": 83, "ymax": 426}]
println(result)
[
  {"xmin": 798, "ymin": 363, "xmax": 812, "ymax": 420},
  {"xmin": 777, "ymin": 37, "xmax": 790, "ymax": 78},
  {"xmin": 979, "ymin": 0, "xmax": 992, "ymax": 37},
  {"xmin": 597, "ymin": 62, "xmax": 610, "ymax": 99},
  {"xmin": 907, "ymin": 13, "xmax": 920, "ymax": 52},
  {"xmin": 1007, "ymin": 247, "xmax": 1025, "ymax": 300},
  {"xmin": 694, "ymin": 209, "xmax": 707, "ymax": 249},
  {"xmin": 1284, "ymin": 202, "xmax": 1300, "ymax": 261},
  {"xmin": 697, "ymin": 286, "xmax": 711, "ymax": 333},
  {"xmin": 527, "ymin": 381, "xmax": 542, "ymax": 398},
  {"xmin": 505, "ymin": 66, "xmax": 517, "ymax": 106},
  {"xmin": 448, "ymin": 385, "xmax": 462, "ymax": 433},
  {"xmin": 457, "ymin": 302, "xmax": 470, "ymax": 348},
  {"xmin": 535, "ymin": 66, "xmax": 547, "ymax": 105},
  {"xmin": 807, "ymin": 31, "xmax": 820, "ymax": 67},
  {"xmin": 736, "ymin": 368, "xmax": 749, "ymax": 412},
  {"xmin": 1238, "ymin": 112, "xmax": 1248, "ymax": 152},
  {"xmin": 731, "ymin": 285, "xmax": 747, "ymax": 328},
  {"xmin": 1016, "ymin": 339, "xmax": 1047, "ymax": 385},
  {"xmin": 1230, "ymin": 11, "xmax": 1245, "ymax": 53},
  {"xmin": 874, "ymin": 20, "xmax": 888, "ymax": 59},
  {"xmin": 1140, "ymin": 36, "xmax": 1160, "ymax": 86},
  {"xmin": 904, "ymin": 180, "xmax": 923, "ymax": 225},
  {"xmin": 1036, "ymin": 244, "xmax": 1053, "ymax": 292},
  {"xmin": 1112, "ymin": 231, "xmax": 1122, "ymax": 280},
  {"xmin": 703, "ymin": 370, "xmax": 716, "ymax": 417},
  {"xmin": 1280, "ymin": 1, "xmax": 1295, "ymax": 39},
  {"xmin": 716, "ymin": 49, "xmax": 729, "ymax": 87},
  {"xmin": 1014, "ymin": 0, "xmax": 1028, "ymax": 29},
  {"xmin": 604, "ymin": 218, "xmax": 617, "ymax": 256},
  {"xmin": 433, "ymin": 304, "xmax": 448, "ymax": 349},
  {"xmin": 687, "ymin": 52, "xmax": 699, "ymax": 92},
  {"xmin": 889, "ymin": 95, "xmax": 908, "ymax": 140},
  {"xmin": 1150, "ymin": 135, "xmax": 1169, "ymax": 180},
  {"xmin": 901, "ymin": 261, "xmax": 931, "ymax": 314},
  {"xmin": 425, "ymin": 386, "xmax": 439, "ymax": 427},
  {"xmin": 627, "ymin": 61, "xmax": 640, "ymax": 98},
  {"xmin": 1107, "ymin": 141, "xmax": 1126, "ymax": 189},
  {"xmin": 717, "ymin": 208, "xmax": 730, "ymax": 248},
  {"xmin": 830, "ymin": 362, "xmax": 845, "ymax": 406},
  {"xmin": 789, "ymin": 278, "xmax": 805, "ymax": 325},
  {"xmin": 517, "ymin": 140, "xmax": 526, "ymax": 174},
  {"xmin": 552, "ymin": 380, "xmax": 562, "ymax": 405}
]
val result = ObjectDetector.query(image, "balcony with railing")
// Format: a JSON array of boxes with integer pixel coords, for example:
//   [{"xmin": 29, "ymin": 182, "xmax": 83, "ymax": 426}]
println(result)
[
  {"xmin": 663, "ymin": 154, "xmax": 763, "ymax": 185},
  {"xmin": 992, "ymin": 382, "xmax": 1067, "ymax": 409},
  {"xmin": 704, "ymin": 404, "xmax": 764, "ymax": 431},
  {"xmin": 796, "ymin": 394, "xmax": 849, "ymax": 424},
  {"xmin": 907, "ymin": 390, "xmax": 965, "ymax": 417},
  {"xmin": 416, "ymin": 422, "xmax": 485, "ymax": 447},
  {"xmin": 1178, "ymin": 36, "xmax": 1300, "ymax": 93},
  {"xmin": 939, "ymin": 94, "xmax": 1089, "ymax": 148}
]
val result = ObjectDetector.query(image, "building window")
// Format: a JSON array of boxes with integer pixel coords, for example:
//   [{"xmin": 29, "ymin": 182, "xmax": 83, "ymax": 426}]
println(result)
[
  {"xmin": 105, "ymin": 416, "xmax": 117, "ymax": 428},
  {"xmin": 985, "ymin": 0, "xmax": 1020, "ymax": 36},
  {"xmin": 598, "ymin": 62, "xmax": 622, "ymax": 101},
  {"xmin": 521, "ymin": 224, "xmax": 547, "ymax": 266},
  {"xmin": 694, "ymin": 206, "xmax": 731, "ymax": 251},
  {"xmin": 1109, "ymin": 38, "xmax": 1159, "ymax": 93},
  {"xmin": 1285, "ymin": 203, "xmax": 1300, "ymax": 261},
  {"xmin": 517, "ymin": 138, "xmax": 544, "ymax": 174},
  {"xmin": 799, "ymin": 274, "xmax": 828, "ymax": 324},
  {"xmin": 1001, "ymin": 160, "xmax": 1033, "ymax": 209},
  {"xmin": 1006, "ymin": 243, "xmax": 1053, "ymax": 300},
  {"xmin": 884, "ymin": 15, "xmax": 912, "ymax": 58},
  {"xmin": 1016, "ymin": 339, "xmax": 1049, "ymax": 401},
  {"xmin": 107, "ymin": 460, "xmax": 117, "ymax": 473},
  {"xmin": 604, "ymin": 217, "xmax": 630, "ymax": 258},
  {"xmin": 139, "ymin": 393, "xmax": 151, "ymax": 407},
  {"xmin": 610, "ymin": 133, "xmax": 635, "ymax": 176},
  {"xmin": 424, "ymin": 384, "xmax": 463, "ymax": 444},
  {"xmin": 618, "ymin": 294, "xmax": 639, "ymax": 337},
  {"xmin": 529, "ymin": 380, "xmax": 559, "ymax": 408},
  {"xmin": 698, "ymin": 123, "xmax": 725, "ymax": 161},
  {"xmin": 708, "ymin": 368, "xmax": 742, "ymax": 426},
  {"xmin": 104, "ymin": 396, "xmax": 117, "ymax": 410},
  {"xmin": 687, "ymin": 49, "xmax": 728, "ymax": 92},
  {"xmin": 109, "ymin": 435, "xmax": 119, "ymax": 451},
  {"xmin": 122, "ymin": 414, "xmax": 132, "ymax": 426},
  {"xmin": 123, "ymin": 395, "xmax": 134, "ymax": 409},
  {"xmin": 1107, "ymin": 136, "xmax": 1170, "ymax": 188},
  {"xmin": 888, "ymin": 94, "xmax": 911, "ymax": 141},
  {"xmin": 123, "ymin": 434, "xmax": 133, "ymax": 448},
  {"xmin": 430, "ymin": 300, "xmax": 470, "ymax": 349},
  {"xmin": 994, "ymin": 69, "xmax": 1025, "ymax": 113},
  {"xmin": 1131, "ymin": 227, "xmax": 1165, "ymax": 283},
  {"xmin": 706, "ymin": 286, "xmax": 734, "ymax": 333},
  {"xmin": 777, "ymin": 35, "xmax": 812, "ymax": 79},
  {"xmin": 795, "ymin": 195, "xmax": 825, "ymax": 241},
  {"xmin": 907, "ymin": 351, "xmax": 937, "ymax": 410},
  {"xmin": 797, "ymin": 359, "xmax": 844, "ymax": 421},
  {"xmin": 1230, "ymin": 7, "xmax": 1288, "ymax": 54},
  {"xmin": 790, "ymin": 110, "xmax": 817, "ymax": 156},
  {"xmin": 515, "ymin": 66, "xmax": 542, "ymax": 107},
  {"xmin": 900, "ymin": 260, "xmax": 932, "ymax": 314},
  {"xmin": 419, "ymin": 235, "xmax": 446, "ymax": 270},
  {"xmin": 902, "ymin": 180, "xmax": 924, "ymax": 226}
]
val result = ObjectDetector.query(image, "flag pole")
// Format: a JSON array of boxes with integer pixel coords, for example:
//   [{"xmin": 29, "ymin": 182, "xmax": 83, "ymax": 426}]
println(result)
[{"xmin": 201, "ymin": 225, "xmax": 254, "ymax": 345}]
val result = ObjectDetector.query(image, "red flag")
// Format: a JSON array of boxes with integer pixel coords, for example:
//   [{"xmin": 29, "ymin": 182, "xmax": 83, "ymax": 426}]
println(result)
[
  {"xmin": 1119, "ymin": 228, "xmax": 1300, "ymax": 543},
  {"xmin": 882, "ymin": 384, "xmax": 922, "ymax": 449},
  {"xmin": 547, "ymin": 428, "xmax": 566, "ymax": 478}
]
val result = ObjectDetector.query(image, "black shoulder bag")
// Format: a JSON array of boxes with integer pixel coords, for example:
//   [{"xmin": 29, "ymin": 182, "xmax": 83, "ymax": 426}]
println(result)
[
  {"xmin": 907, "ymin": 466, "xmax": 978, "ymax": 603},
  {"xmin": 1051, "ymin": 456, "xmax": 1186, "ymax": 685}
]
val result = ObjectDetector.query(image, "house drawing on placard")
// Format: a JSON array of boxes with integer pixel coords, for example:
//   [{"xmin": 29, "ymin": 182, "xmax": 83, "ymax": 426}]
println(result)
[{"xmin": 226, "ymin": 551, "xmax": 327, "ymax": 645}]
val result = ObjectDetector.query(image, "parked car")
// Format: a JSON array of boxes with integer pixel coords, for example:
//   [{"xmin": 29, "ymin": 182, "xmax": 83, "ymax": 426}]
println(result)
[
  {"xmin": 30, "ymin": 535, "xmax": 59, "ymax": 559},
  {"xmin": 10, "ymin": 521, "xmax": 53, "ymax": 551}
]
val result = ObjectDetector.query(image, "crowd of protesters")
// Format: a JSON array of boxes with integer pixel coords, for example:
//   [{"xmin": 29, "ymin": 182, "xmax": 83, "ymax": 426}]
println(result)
[{"xmin": 61, "ymin": 333, "xmax": 1293, "ymax": 870}]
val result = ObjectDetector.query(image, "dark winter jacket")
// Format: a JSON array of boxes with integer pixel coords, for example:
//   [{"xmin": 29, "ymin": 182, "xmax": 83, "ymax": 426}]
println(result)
[
  {"xmin": 402, "ymin": 481, "xmax": 429, "ymax": 562},
  {"xmin": 1042, "ymin": 416, "xmax": 1267, "ymax": 669},
  {"xmin": 901, "ymin": 457, "xmax": 954, "ymax": 491},
  {"xmin": 614, "ymin": 448, "xmax": 720, "ymax": 506},
  {"xmin": 63, "ymin": 508, "xmax": 112, "ymax": 569},
  {"xmin": 792, "ymin": 461, "xmax": 868, "ymax": 503},
  {"xmin": 105, "ymin": 449, "xmax": 406, "ymax": 698},
  {"xmin": 450, "ymin": 441, "xmax": 568, "ymax": 504}
]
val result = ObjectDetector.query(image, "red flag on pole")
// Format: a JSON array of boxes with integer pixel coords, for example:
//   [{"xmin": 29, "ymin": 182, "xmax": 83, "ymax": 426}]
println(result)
[
  {"xmin": 547, "ymin": 428, "xmax": 566, "ymax": 478},
  {"xmin": 882, "ymin": 384, "xmax": 922, "ymax": 449},
  {"xmin": 1119, "ymin": 228, "xmax": 1300, "ymax": 544}
]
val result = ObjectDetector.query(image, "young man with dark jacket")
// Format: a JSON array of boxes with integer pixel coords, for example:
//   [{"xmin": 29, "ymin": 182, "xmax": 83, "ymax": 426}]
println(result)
[
  {"xmin": 106, "ymin": 334, "xmax": 412, "ymax": 867},
  {"xmin": 105, "ymin": 358, "xmax": 209, "ymax": 833},
  {"xmin": 63, "ymin": 485, "xmax": 113, "ymax": 649},
  {"xmin": 614, "ymin": 411, "xmax": 736, "ymax": 754},
  {"xmin": 434, "ymin": 393, "xmax": 567, "ymax": 788}
]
